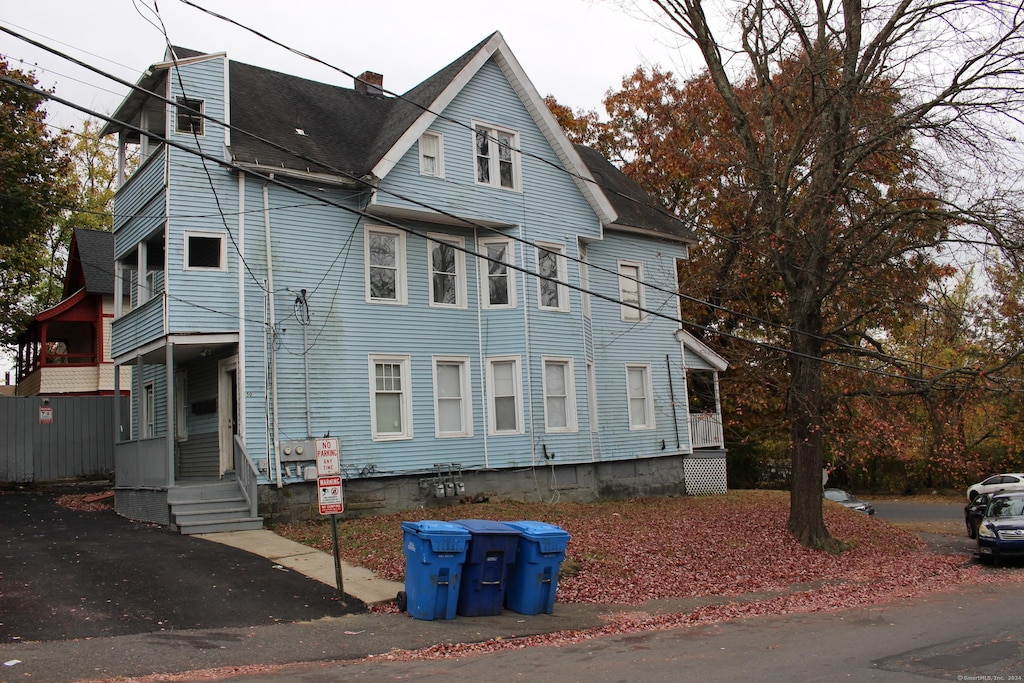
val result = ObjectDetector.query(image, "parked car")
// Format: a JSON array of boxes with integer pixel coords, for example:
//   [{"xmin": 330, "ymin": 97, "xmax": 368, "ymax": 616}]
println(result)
[
  {"xmin": 964, "ymin": 493, "xmax": 993, "ymax": 539},
  {"xmin": 976, "ymin": 491, "xmax": 1024, "ymax": 565},
  {"xmin": 967, "ymin": 473, "xmax": 1024, "ymax": 501},
  {"xmin": 823, "ymin": 488, "xmax": 875, "ymax": 515}
]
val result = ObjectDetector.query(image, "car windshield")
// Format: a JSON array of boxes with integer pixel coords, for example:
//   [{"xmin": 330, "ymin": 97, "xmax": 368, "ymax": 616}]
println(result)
[
  {"xmin": 987, "ymin": 497, "xmax": 1024, "ymax": 518},
  {"xmin": 824, "ymin": 489, "xmax": 853, "ymax": 503}
]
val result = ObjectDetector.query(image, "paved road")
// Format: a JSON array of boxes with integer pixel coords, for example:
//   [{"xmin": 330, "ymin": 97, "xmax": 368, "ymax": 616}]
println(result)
[
  {"xmin": 224, "ymin": 581, "xmax": 1024, "ymax": 682},
  {"xmin": 871, "ymin": 498, "xmax": 964, "ymax": 523}
]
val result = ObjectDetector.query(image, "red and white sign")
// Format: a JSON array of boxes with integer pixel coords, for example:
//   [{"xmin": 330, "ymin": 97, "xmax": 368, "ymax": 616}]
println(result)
[
  {"xmin": 318, "ymin": 476, "xmax": 344, "ymax": 515},
  {"xmin": 315, "ymin": 437, "xmax": 340, "ymax": 476},
  {"xmin": 39, "ymin": 406, "xmax": 53, "ymax": 425}
]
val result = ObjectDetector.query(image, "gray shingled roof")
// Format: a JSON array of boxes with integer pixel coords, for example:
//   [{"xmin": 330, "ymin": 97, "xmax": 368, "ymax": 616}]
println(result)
[
  {"xmin": 66, "ymin": 228, "xmax": 114, "ymax": 296},
  {"xmin": 109, "ymin": 36, "xmax": 691, "ymax": 240},
  {"xmin": 573, "ymin": 145, "xmax": 696, "ymax": 242}
]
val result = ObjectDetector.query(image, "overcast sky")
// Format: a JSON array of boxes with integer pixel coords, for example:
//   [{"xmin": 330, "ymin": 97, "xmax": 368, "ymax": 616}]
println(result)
[{"xmin": 1, "ymin": 0, "xmax": 701, "ymax": 131}]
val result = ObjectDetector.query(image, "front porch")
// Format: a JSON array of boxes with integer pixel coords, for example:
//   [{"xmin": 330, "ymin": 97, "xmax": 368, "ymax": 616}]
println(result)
[{"xmin": 113, "ymin": 337, "xmax": 261, "ymax": 533}]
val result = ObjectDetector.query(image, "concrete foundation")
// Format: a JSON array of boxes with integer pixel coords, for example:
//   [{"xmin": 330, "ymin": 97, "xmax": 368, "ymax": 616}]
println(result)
[{"xmin": 257, "ymin": 451, "xmax": 727, "ymax": 524}]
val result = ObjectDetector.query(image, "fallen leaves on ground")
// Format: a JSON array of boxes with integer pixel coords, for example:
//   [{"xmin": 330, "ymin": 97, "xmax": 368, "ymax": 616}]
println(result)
[{"xmin": 275, "ymin": 490, "xmax": 1001, "ymax": 608}]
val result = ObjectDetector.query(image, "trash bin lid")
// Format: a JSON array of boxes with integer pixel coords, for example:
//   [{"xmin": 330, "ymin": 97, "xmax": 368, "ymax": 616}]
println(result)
[
  {"xmin": 505, "ymin": 520, "xmax": 571, "ymax": 540},
  {"xmin": 401, "ymin": 520, "xmax": 471, "ymax": 536},
  {"xmin": 451, "ymin": 519, "xmax": 522, "ymax": 535}
]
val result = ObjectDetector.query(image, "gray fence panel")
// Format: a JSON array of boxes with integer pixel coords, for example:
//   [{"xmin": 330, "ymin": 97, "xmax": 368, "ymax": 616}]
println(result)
[{"xmin": 1, "ymin": 396, "xmax": 125, "ymax": 483}]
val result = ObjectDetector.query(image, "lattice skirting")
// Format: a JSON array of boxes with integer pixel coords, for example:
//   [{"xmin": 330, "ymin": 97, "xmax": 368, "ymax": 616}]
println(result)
[{"xmin": 684, "ymin": 456, "xmax": 727, "ymax": 496}]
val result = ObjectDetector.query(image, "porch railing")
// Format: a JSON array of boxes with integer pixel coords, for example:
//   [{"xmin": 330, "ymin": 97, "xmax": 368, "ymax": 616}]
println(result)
[
  {"xmin": 114, "ymin": 437, "xmax": 170, "ymax": 488},
  {"xmin": 689, "ymin": 412, "xmax": 724, "ymax": 449},
  {"xmin": 234, "ymin": 435, "xmax": 259, "ymax": 518}
]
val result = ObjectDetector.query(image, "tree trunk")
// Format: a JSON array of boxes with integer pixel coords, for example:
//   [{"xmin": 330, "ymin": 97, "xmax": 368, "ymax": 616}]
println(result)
[{"xmin": 786, "ymin": 302, "xmax": 841, "ymax": 551}]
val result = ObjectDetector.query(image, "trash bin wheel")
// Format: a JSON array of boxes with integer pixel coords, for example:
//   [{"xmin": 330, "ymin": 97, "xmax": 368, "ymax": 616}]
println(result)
[{"xmin": 396, "ymin": 590, "xmax": 407, "ymax": 612}]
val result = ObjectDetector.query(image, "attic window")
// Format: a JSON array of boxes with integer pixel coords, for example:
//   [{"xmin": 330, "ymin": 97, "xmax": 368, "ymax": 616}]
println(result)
[{"xmin": 175, "ymin": 97, "xmax": 204, "ymax": 135}]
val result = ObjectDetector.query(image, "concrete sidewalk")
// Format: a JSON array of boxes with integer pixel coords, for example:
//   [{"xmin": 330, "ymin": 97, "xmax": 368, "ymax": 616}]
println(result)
[{"xmin": 196, "ymin": 529, "xmax": 405, "ymax": 606}]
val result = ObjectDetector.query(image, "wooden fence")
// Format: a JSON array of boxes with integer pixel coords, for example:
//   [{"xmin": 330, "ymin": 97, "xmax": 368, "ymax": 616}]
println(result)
[{"xmin": 0, "ymin": 396, "xmax": 126, "ymax": 483}]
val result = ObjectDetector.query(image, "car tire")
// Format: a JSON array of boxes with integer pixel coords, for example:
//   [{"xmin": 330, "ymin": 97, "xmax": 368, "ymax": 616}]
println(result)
[{"xmin": 969, "ymin": 489, "xmax": 979, "ymax": 502}]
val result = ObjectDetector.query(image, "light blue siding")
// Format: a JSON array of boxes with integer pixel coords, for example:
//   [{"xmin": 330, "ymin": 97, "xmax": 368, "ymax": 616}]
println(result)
[{"xmin": 111, "ymin": 46, "xmax": 703, "ymax": 489}]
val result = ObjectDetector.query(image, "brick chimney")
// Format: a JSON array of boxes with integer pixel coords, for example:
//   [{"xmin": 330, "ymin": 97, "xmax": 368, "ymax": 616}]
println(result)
[{"xmin": 355, "ymin": 71, "xmax": 384, "ymax": 96}]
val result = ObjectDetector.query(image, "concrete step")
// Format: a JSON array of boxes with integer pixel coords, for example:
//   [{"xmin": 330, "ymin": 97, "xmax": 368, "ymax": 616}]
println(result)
[{"xmin": 176, "ymin": 516, "xmax": 265, "ymax": 535}]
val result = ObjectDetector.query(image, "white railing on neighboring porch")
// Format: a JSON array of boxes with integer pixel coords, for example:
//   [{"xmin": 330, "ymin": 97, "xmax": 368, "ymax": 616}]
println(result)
[
  {"xmin": 234, "ymin": 435, "xmax": 259, "ymax": 518},
  {"xmin": 689, "ymin": 412, "xmax": 724, "ymax": 449}
]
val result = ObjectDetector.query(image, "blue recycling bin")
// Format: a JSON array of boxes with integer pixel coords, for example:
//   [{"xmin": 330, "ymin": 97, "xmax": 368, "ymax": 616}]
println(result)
[
  {"xmin": 504, "ymin": 521, "xmax": 571, "ymax": 615},
  {"xmin": 400, "ymin": 520, "xmax": 471, "ymax": 620},
  {"xmin": 452, "ymin": 519, "xmax": 521, "ymax": 617}
]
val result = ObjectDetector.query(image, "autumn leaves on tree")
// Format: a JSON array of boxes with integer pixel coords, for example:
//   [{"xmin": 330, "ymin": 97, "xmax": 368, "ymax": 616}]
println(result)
[{"xmin": 552, "ymin": 0, "xmax": 1024, "ymax": 549}]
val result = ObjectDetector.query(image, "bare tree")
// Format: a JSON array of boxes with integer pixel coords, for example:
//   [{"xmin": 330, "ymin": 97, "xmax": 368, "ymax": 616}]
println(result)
[{"xmin": 647, "ymin": 0, "xmax": 1024, "ymax": 549}]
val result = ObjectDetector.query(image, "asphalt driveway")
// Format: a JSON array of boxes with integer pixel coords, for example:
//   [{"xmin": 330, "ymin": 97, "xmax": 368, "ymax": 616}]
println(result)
[{"xmin": 0, "ymin": 485, "xmax": 362, "ymax": 643}]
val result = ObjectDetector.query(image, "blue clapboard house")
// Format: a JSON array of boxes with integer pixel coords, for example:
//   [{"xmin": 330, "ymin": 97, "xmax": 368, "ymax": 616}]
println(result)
[{"xmin": 102, "ymin": 32, "xmax": 728, "ymax": 532}]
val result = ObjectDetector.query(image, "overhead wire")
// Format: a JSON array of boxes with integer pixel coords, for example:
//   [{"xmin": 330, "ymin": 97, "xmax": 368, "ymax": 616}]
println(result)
[{"xmin": 0, "ymin": 28, "xmax": 1010, "ymax": 391}]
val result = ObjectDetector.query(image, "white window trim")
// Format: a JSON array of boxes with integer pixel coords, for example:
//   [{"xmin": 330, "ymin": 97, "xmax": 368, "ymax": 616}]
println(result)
[
  {"xmin": 618, "ymin": 260, "xmax": 645, "ymax": 321},
  {"xmin": 542, "ymin": 356, "xmax": 578, "ymax": 433},
  {"xmin": 419, "ymin": 130, "xmax": 445, "ymax": 178},
  {"xmin": 626, "ymin": 363, "xmax": 656, "ymax": 430},
  {"xmin": 587, "ymin": 361, "xmax": 598, "ymax": 433},
  {"xmin": 536, "ymin": 242, "xmax": 569, "ymax": 312},
  {"xmin": 368, "ymin": 354, "xmax": 413, "ymax": 441},
  {"xmin": 579, "ymin": 243, "xmax": 591, "ymax": 319},
  {"xmin": 486, "ymin": 355, "xmax": 524, "ymax": 435},
  {"xmin": 472, "ymin": 120, "xmax": 521, "ymax": 192},
  {"xmin": 143, "ymin": 381, "xmax": 156, "ymax": 439},
  {"xmin": 183, "ymin": 231, "xmax": 227, "ymax": 272},
  {"xmin": 427, "ymin": 233, "xmax": 466, "ymax": 309},
  {"xmin": 364, "ymin": 225, "xmax": 408, "ymax": 305},
  {"xmin": 432, "ymin": 355, "xmax": 472, "ymax": 438},
  {"xmin": 175, "ymin": 96, "xmax": 205, "ymax": 136},
  {"xmin": 479, "ymin": 236, "xmax": 517, "ymax": 310}
]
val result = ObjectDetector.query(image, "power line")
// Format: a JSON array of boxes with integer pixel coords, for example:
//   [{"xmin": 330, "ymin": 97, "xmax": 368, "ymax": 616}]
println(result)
[{"xmin": 0, "ymin": 37, "xmax": 1008, "ymax": 392}]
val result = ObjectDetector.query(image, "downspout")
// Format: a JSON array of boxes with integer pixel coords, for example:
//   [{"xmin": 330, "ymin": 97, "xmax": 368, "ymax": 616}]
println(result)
[
  {"xmin": 519, "ymin": 228, "xmax": 535, "ymax": 465},
  {"xmin": 236, "ymin": 174, "xmax": 245, "ymax": 444},
  {"xmin": 667, "ymin": 354, "xmax": 680, "ymax": 450},
  {"xmin": 475, "ymin": 227, "xmax": 488, "ymax": 467},
  {"xmin": 264, "ymin": 179, "xmax": 282, "ymax": 488}
]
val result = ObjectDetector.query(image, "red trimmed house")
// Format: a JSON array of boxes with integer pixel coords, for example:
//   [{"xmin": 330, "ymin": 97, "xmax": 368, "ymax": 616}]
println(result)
[{"xmin": 16, "ymin": 229, "xmax": 129, "ymax": 397}]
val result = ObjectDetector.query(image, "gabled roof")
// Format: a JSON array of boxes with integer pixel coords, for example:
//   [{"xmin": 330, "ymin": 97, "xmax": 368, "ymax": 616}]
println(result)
[
  {"xmin": 675, "ymin": 329, "xmax": 729, "ymax": 371},
  {"xmin": 64, "ymin": 229, "xmax": 114, "ymax": 297},
  {"xmin": 105, "ymin": 34, "xmax": 692, "ymax": 240}
]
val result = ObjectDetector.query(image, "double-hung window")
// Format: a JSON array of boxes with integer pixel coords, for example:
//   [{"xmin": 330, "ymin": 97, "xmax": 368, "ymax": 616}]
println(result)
[
  {"xmin": 487, "ymin": 356, "xmax": 522, "ymax": 435},
  {"xmin": 626, "ymin": 363, "xmax": 655, "ymax": 430},
  {"xmin": 365, "ymin": 226, "xmax": 406, "ymax": 304},
  {"xmin": 433, "ymin": 356, "xmax": 471, "ymax": 437},
  {"xmin": 175, "ymin": 97, "xmax": 204, "ymax": 135},
  {"xmin": 369, "ymin": 355, "xmax": 412, "ymax": 440},
  {"xmin": 480, "ymin": 237, "xmax": 516, "ymax": 308},
  {"xmin": 419, "ymin": 131, "xmax": 444, "ymax": 177},
  {"xmin": 543, "ymin": 357, "xmax": 577, "ymax": 432},
  {"xmin": 618, "ymin": 261, "xmax": 644, "ymax": 321},
  {"xmin": 428, "ymin": 235, "xmax": 465, "ymax": 307},
  {"xmin": 536, "ymin": 243, "xmax": 568, "ymax": 312},
  {"xmin": 474, "ymin": 123, "xmax": 519, "ymax": 190}
]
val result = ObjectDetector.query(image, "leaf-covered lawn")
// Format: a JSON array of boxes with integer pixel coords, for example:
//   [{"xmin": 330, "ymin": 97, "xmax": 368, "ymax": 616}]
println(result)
[{"xmin": 273, "ymin": 490, "xmax": 991, "ymax": 606}]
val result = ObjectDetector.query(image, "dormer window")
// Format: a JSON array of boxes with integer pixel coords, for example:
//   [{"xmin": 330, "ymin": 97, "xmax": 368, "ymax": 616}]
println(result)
[
  {"xmin": 175, "ymin": 97, "xmax": 204, "ymax": 135},
  {"xmin": 473, "ymin": 122, "xmax": 519, "ymax": 190}
]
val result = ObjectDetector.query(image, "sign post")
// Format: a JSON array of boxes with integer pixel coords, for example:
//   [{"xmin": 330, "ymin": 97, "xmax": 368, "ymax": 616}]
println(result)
[{"xmin": 315, "ymin": 437, "xmax": 345, "ymax": 603}]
